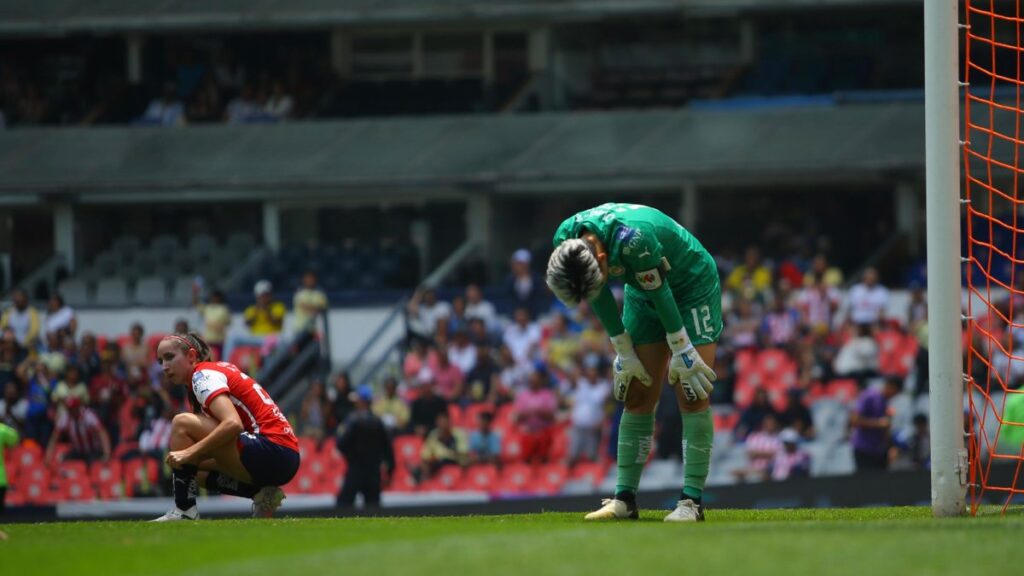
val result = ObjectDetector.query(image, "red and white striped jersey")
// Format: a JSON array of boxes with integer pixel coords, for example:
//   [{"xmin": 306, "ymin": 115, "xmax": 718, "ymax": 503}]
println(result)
[
  {"xmin": 55, "ymin": 408, "xmax": 105, "ymax": 455},
  {"xmin": 191, "ymin": 361, "xmax": 299, "ymax": 452}
]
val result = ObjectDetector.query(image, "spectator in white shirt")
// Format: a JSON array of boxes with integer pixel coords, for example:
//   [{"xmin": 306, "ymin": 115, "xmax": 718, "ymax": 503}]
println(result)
[
  {"xmin": 139, "ymin": 83, "xmax": 185, "ymax": 126},
  {"xmin": 464, "ymin": 284, "xmax": 497, "ymax": 329},
  {"xmin": 502, "ymin": 307, "xmax": 542, "ymax": 368},
  {"xmin": 407, "ymin": 289, "xmax": 452, "ymax": 341},
  {"xmin": 447, "ymin": 329, "xmax": 477, "ymax": 375},
  {"xmin": 264, "ymin": 80, "xmax": 294, "ymax": 121},
  {"xmin": 44, "ymin": 293, "xmax": 76, "ymax": 338},
  {"xmin": 225, "ymin": 83, "xmax": 262, "ymax": 124},
  {"xmin": 842, "ymin": 267, "xmax": 889, "ymax": 328},
  {"xmin": 566, "ymin": 355, "xmax": 611, "ymax": 464}
]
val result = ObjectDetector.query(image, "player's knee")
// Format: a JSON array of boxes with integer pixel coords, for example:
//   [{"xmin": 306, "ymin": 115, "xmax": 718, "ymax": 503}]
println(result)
[{"xmin": 171, "ymin": 412, "xmax": 201, "ymax": 433}]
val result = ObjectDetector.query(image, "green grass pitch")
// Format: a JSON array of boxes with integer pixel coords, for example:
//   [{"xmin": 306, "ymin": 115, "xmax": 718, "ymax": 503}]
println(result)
[{"xmin": 2, "ymin": 507, "xmax": 1022, "ymax": 576}]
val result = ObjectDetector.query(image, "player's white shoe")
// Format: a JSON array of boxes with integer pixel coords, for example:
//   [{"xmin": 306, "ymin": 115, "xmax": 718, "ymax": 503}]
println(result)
[
  {"xmin": 584, "ymin": 498, "xmax": 639, "ymax": 521},
  {"xmin": 252, "ymin": 486, "xmax": 286, "ymax": 518},
  {"xmin": 152, "ymin": 506, "xmax": 200, "ymax": 522},
  {"xmin": 663, "ymin": 499, "xmax": 705, "ymax": 522}
]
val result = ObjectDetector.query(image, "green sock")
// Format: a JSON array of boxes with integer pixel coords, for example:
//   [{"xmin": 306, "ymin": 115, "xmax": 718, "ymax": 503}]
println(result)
[
  {"xmin": 681, "ymin": 409, "xmax": 714, "ymax": 501},
  {"xmin": 614, "ymin": 412, "xmax": 655, "ymax": 498}
]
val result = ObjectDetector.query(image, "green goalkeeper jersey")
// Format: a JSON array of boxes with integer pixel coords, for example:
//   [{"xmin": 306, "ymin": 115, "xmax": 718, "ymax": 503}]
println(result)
[{"xmin": 552, "ymin": 203, "xmax": 718, "ymax": 338}]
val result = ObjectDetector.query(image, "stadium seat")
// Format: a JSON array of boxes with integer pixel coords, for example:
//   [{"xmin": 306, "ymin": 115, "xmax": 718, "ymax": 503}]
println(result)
[
  {"xmin": 122, "ymin": 458, "xmax": 159, "ymax": 497},
  {"xmin": 57, "ymin": 460, "xmax": 89, "ymax": 482},
  {"xmin": 133, "ymin": 276, "xmax": 168, "ymax": 305},
  {"xmin": 419, "ymin": 464, "xmax": 463, "ymax": 491},
  {"xmin": 500, "ymin": 434, "xmax": 524, "ymax": 463},
  {"xmin": 570, "ymin": 461, "xmax": 608, "ymax": 488},
  {"xmin": 188, "ymin": 234, "xmax": 217, "ymax": 260},
  {"xmin": 447, "ymin": 404, "xmax": 464, "ymax": 429},
  {"xmin": 58, "ymin": 278, "xmax": 91, "ymax": 307},
  {"xmin": 462, "ymin": 403, "xmax": 496, "ymax": 428},
  {"xmin": 393, "ymin": 435, "xmax": 423, "ymax": 468},
  {"xmin": 112, "ymin": 235, "xmax": 143, "ymax": 260},
  {"xmin": 536, "ymin": 463, "xmax": 569, "ymax": 494},
  {"xmin": 95, "ymin": 278, "xmax": 129, "ymax": 307},
  {"xmin": 20, "ymin": 462, "xmax": 49, "ymax": 486},
  {"xmin": 5, "ymin": 483, "xmax": 27, "ymax": 507},
  {"xmin": 96, "ymin": 479, "xmax": 126, "ymax": 500},
  {"xmin": 495, "ymin": 463, "xmax": 533, "ymax": 493},
  {"xmin": 296, "ymin": 437, "xmax": 318, "ymax": 460},
  {"xmin": 12, "ymin": 443, "xmax": 43, "ymax": 469},
  {"xmin": 56, "ymin": 478, "xmax": 96, "ymax": 502},
  {"xmin": 462, "ymin": 464, "xmax": 498, "ymax": 491},
  {"xmin": 227, "ymin": 232, "xmax": 257, "ymax": 258},
  {"xmin": 150, "ymin": 234, "xmax": 180, "ymax": 254},
  {"xmin": 827, "ymin": 379, "xmax": 859, "ymax": 403},
  {"xmin": 388, "ymin": 467, "xmax": 418, "ymax": 492},
  {"xmin": 170, "ymin": 276, "xmax": 196, "ymax": 306},
  {"xmin": 89, "ymin": 460, "xmax": 122, "ymax": 485},
  {"xmin": 24, "ymin": 479, "xmax": 57, "ymax": 505}
]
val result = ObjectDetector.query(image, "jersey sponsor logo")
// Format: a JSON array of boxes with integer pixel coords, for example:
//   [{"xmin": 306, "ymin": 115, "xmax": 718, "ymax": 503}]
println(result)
[
  {"xmin": 622, "ymin": 229, "xmax": 644, "ymax": 255},
  {"xmin": 616, "ymin": 226, "xmax": 636, "ymax": 244},
  {"xmin": 192, "ymin": 372, "xmax": 211, "ymax": 395},
  {"xmin": 636, "ymin": 268, "xmax": 662, "ymax": 290}
]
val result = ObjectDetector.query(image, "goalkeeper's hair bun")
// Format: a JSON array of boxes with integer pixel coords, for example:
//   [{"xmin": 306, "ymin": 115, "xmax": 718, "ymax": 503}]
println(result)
[{"xmin": 546, "ymin": 238, "xmax": 604, "ymax": 307}]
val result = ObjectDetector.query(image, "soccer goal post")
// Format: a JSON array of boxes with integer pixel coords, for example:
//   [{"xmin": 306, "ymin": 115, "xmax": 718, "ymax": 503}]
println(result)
[{"xmin": 925, "ymin": 0, "xmax": 967, "ymax": 517}]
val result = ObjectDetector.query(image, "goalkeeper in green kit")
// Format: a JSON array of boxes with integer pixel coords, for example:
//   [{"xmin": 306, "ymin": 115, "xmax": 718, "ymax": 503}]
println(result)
[{"xmin": 547, "ymin": 203, "xmax": 721, "ymax": 522}]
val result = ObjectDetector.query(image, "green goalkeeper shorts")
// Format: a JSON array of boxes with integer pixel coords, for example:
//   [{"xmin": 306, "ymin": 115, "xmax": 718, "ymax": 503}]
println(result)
[{"xmin": 623, "ymin": 280, "xmax": 723, "ymax": 347}]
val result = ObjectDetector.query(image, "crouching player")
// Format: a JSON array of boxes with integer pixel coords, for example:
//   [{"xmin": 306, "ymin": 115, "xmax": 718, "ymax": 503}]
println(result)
[
  {"xmin": 547, "ymin": 203, "xmax": 721, "ymax": 522},
  {"xmin": 153, "ymin": 332, "xmax": 300, "ymax": 521}
]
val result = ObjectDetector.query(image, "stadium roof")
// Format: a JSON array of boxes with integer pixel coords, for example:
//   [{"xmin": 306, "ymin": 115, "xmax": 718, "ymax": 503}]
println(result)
[
  {"xmin": 0, "ymin": 101, "xmax": 936, "ymax": 205},
  {"xmin": 0, "ymin": 0, "xmax": 919, "ymax": 35}
]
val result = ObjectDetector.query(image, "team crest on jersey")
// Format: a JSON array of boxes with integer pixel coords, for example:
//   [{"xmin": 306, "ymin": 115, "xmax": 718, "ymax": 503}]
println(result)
[{"xmin": 636, "ymin": 268, "xmax": 662, "ymax": 290}]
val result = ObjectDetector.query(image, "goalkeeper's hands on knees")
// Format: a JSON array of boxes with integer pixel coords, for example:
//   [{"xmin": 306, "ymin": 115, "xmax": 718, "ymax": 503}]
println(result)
[
  {"xmin": 666, "ymin": 329, "xmax": 717, "ymax": 402},
  {"xmin": 610, "ymin": 332, "xmax": 653, "ymax": 402}
]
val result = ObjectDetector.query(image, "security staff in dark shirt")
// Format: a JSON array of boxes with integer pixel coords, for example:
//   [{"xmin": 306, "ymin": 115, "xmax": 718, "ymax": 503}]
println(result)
[{"xmin": 336, "ymin": 385, "xmax": 395, "ymax": 509}]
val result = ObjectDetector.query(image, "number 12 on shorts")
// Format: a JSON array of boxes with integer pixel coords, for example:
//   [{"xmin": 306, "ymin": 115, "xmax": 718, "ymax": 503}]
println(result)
[{"xmin": 689, "ymin": 305, "xmax": 713, "ymax": 338}]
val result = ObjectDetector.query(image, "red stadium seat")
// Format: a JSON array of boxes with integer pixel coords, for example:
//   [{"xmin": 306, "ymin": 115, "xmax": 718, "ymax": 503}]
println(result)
[
  {"xmin": 20, "ymin": 462, "xmax": 49, "ymax": 486},
  {"xmin": 12, "ymin": 443, "xmax": 43, "ymax": 469},
  {"xmin": 570, "ymin": 461, "xmax": 608, "ymax": 488},
  {"xmin": 5, "ymin": 484, "xmax": 27, "ymax": 507},
  {"xmin": 461, "ymin": 464, "xmax": 498, "ymax": 491},
  {"xmin": 56, "ymin": 478, "xmax": 96, "ymax": 502},
  {"xmin": 387, "ymin": 467, "xmax": 418, "ymax": 492},
  {"xmin": 501, "ymin": 434, "xmax": 525, "ymax": 463},
  {"xmin": 462, "ymin": 403, "xmax": 496, "ymax": 429},
  {"xmin": 495, "ymin": 463, "xmax": 533, "ymax": 494},
  {"xmin": 57, "ymin": 460, "xmax": 89, "ymax": 482},
  {"xmin": 89, "ymin": 460, "xmax": 123, "ymax": 485},
  {"xmin": 24, "ymin": 479, "xmax": 57, "ymax": 505},
  {"xmin": 536, "ymin": 463, "xmax": 569, "ymax": 494},
  {"xmin": 296, "ymin": 437, "xmax": 318, "ymax": 459},
  {"xmin": 96, "ymin": 479, "xmax": 126, "ymax": 500},
  {"xmin": 304, "ymin": 452, "xmax": 330, "ymax": 480},
  {"xmin": 419, "ymin": 464, "xmax": 463, "ymax": 492},
  {"xmin": 393, "ymin": 435, "xmax": 423, "ymax": 468},
  {"xmin": 447, "ymin": 404, "xmax": 464, "ymax": 429},
  {"xmin": 122, "ymin": 458, "xmax": 159, "ymax": 497},
  {"xmin": 494, "ymin": 404, "xmax": 516, "ymax": 433},
  {"xmin": 827, "ymin": 379, "xmax": 859, "ymax": 403}
]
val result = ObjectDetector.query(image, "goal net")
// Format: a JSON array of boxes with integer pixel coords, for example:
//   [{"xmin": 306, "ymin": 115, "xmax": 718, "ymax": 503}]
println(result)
[{"xmin": 963, "ymin": 0, "xmax": 1024, "ymax": 513}]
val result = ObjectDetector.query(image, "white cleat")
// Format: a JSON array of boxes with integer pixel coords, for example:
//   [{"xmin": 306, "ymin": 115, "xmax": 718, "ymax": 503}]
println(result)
[
  {"xmin": 584, "ymin": 498, "xmax": 639, "ymax": 521},
  {"xmin": 252, "ymin": 486, "xmax": 286, "ymax": 518},
  {"xmin": 663, "ymin": 499, "xmax": 705, "ymax": 523},
  {"xmin": 152, "ymin": 506, "xmax": 200, "ymax": 522}
]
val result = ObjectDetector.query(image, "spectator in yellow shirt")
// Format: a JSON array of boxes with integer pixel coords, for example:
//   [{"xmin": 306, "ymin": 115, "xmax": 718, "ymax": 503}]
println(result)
[
  {"xmin": 194, "ymin": 289, "xmax": 231, "ymax": 361},
  {"xmin": 371, "ymin": 377, "xmax": 410, "ymax": 436},
  {"xmin": 244, "ymin": 280, "xmax": 286, "ymax": 336},
  {"xmin": 726, "ymin": 245, "xmax": 773, "ymax": 298},
  {"xmin": 293, "ymin": 271, "xmax": 328, "ymax": 332}
]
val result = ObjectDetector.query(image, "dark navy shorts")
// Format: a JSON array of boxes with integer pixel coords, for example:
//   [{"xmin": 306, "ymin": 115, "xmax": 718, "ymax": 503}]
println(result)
[{"xmin": 238, "ymin": 433, "xmax": 301, "ymax": 486}]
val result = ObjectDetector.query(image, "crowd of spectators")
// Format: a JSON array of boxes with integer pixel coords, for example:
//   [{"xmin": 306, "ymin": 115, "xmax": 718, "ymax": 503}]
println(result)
[{"xmin": 0, "ymin": 236, "xmax": 934, "ymax": 507}]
